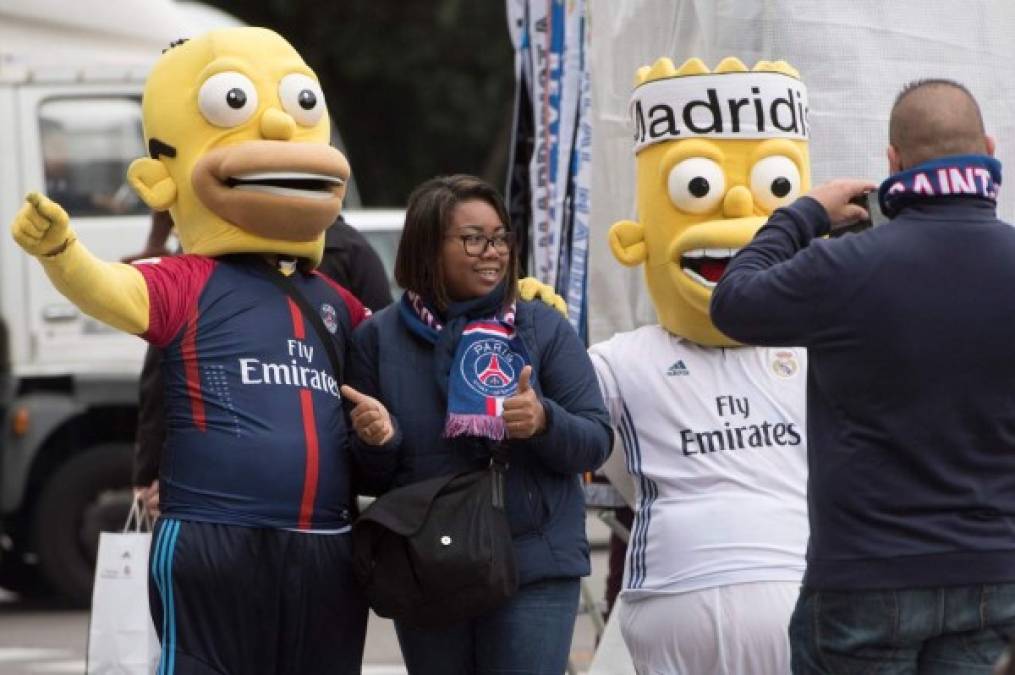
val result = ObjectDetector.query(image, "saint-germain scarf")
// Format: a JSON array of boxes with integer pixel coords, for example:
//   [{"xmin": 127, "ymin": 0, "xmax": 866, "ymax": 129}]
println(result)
[
  {"xmin": 878, "ymin": 154, "xmax": 1001, "ymax": 218},
  {"xmin": 398, "ymin": 283, "xmax": 531, "ymax": 440}
]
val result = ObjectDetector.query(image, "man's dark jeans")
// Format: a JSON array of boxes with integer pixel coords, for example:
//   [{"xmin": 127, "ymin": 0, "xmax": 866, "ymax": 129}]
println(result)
[{"xmin": 790, "ymin": 583, "xmax": 1015, "ymax": 674}]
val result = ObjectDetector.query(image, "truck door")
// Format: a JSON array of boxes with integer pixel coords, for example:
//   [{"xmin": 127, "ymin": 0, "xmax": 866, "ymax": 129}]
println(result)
[{"xmin": 15, "ymin": 84, "xmax": 151, "ymax": 373}]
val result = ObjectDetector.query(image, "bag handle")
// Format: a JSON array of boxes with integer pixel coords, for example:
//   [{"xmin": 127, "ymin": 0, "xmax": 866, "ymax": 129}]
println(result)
[
  {"xmin": 123, "ymin": 494, "xmax": 153, "ymax": 533},
  {"xmin": 244, "ymin": 256, "xmax": 344, "ymax": 383}
]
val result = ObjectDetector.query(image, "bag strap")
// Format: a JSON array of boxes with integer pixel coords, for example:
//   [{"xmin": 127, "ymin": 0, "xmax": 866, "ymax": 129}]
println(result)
[
  {"xmin": 489, "ymin": 442, "xmax": 509, "ymax": 509},
  {"xmin": 123, "ymin": 494, "xmax": 153, "ymax": 533},
  {"xmin": 240, "ymin": 255, "xmax": 344, "ymax": 383}
]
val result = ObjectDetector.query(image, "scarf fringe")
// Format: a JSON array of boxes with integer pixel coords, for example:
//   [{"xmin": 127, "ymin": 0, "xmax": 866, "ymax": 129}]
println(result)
[{"xmin": 444, "ymin": 414, "xmax": 507, "ymax": 440}]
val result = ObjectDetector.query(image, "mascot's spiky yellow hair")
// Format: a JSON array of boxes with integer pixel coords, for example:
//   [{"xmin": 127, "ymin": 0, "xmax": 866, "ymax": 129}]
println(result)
[
  {"xmin": 611, "ymin": 56, "xmax": 811, "ymax": 346},
  {"xmin": 634, "ymin": 56, "xmax": 799, "ymax": 85}
]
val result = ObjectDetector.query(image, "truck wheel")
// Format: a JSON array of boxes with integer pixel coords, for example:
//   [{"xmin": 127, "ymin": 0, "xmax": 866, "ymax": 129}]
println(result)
[
  {"xmin": 32, "ymin": 443, "xmax": 134, "ymax": 607},
  {"xmin": 0, "ymin": 552, "xmax": 44, "ymax": 597}
]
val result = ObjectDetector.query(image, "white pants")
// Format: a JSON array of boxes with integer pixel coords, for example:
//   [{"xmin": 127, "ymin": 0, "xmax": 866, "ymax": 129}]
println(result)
[{"xmin": 619, "ymin": 581, "xmax": 798, "ymax": 675}]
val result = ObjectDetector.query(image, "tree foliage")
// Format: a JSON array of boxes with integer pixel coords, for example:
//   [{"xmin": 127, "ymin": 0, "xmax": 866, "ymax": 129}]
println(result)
[{"xmin": 205, "ymin": 0, "xmax": 515, "ymax": 206}]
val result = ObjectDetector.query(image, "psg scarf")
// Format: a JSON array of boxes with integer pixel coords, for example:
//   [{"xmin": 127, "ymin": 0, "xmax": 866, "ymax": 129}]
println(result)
[
  {"xmin": 399, "ymin": 285, "xmax": 531, "ymax": 440},
  {"xmin": 878, "ymin": 154, "xmax": 1001, "ymax": 218}
]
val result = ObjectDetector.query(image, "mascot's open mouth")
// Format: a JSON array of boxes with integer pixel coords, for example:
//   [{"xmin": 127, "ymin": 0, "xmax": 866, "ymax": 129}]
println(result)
[
  {"xmin": 681, "ymin": 248, "xmax": 741, "ymax": 288},
  {"xmin": 191, "ymin": 140, "xmax": 351, "ymax": 242},
  {"xmin": 224, "ymin": 172, "xmax": 344, "ymax": 201}
]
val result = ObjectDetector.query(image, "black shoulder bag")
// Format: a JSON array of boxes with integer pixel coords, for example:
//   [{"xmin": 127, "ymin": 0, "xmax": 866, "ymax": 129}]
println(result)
[{"xmin": 351, "ymin": 444, "xmax": 519, "ymax": 628}]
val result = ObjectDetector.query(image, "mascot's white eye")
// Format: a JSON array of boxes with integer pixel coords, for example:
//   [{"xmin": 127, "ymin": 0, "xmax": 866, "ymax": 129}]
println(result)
[
  {"xmin": 667, "ymin": 158, "xmax": 726, "ymax": 214},
  {"xmin": 198, "ymin": 72, "xmax": 259, "ymax": 128},
  {"xmin": 750, "ymin": 155, "xmax": 801, "ymax": 211},
  {"xmin": 279, "ymin": 74, "xmax": 326, "ymax": 127}
]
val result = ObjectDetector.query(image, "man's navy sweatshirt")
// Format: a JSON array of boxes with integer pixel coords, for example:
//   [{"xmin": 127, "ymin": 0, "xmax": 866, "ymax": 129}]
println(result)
[{"xmin": 711, "ymin": 195, "xmax": 1015, "ymax": 590}]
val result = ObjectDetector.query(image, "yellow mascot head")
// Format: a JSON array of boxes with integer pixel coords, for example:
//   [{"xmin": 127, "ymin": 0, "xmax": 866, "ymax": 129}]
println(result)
[
  {"xmin": 126, "ymin": 27, "xmax": 349, "ymax": 267},
  {"xmin": 610, "ymin": 57, "xmax": 811, "ymax": 345}
]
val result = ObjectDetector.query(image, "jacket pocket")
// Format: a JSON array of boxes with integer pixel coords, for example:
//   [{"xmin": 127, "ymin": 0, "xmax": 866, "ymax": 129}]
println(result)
[{"xmin": 504, "ymin": 465, "xmax": 547, "ymax": 537}]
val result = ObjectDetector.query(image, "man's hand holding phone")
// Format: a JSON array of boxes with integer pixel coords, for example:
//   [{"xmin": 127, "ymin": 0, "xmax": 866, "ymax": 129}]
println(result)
[
  {"xmin": 831, "ymin": 191, "xmax": 886, "ymax": 238},
  {"xmin": 805, "ymin": 179, "xmax": 878, "ymax": 236}
]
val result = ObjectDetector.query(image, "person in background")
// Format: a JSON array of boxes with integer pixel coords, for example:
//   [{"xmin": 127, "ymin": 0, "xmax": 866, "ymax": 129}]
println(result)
[
  {"xmin": 343, "ymin": 174, "xmax": 612, "ymax": 675},
  {"xmin": 124, "ymin": 210, "xmax": 175, "ymax": 516},
  {"xmin": 711, "ymin": 79, "xmax": 1015, "ymax": 673}
]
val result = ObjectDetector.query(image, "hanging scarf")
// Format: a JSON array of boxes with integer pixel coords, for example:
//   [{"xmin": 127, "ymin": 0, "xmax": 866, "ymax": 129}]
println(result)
[
  {"xmin": 399, "ymin": 283, "xmax": 531, "ymax": 440},
  {"xmin": 878, "ymin": 154, "xmax": 1002, "ymax": 218}
]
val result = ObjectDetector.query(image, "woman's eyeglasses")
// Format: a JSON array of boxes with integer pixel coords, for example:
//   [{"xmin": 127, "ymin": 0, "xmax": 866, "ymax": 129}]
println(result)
[{"xmin": 451, "ymin": 232, "xmax": 513, "ymax": 256}]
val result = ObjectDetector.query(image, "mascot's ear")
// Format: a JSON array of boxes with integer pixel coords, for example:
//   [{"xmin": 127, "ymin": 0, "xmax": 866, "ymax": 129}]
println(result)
[
  {"xmin": 127, "ymin": 158, "xmax": 177, "ymax": 211},
  {"xmin": 608, "ymin": 219, "xmax": 647, "ymax": 266}
]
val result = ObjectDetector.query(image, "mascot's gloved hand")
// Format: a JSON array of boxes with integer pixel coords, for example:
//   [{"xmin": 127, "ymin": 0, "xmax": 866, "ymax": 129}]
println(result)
[
  {"xmin": 11, "ymin": 191, "xmax": 148, "ymax": 335},
  {"xmin": 11, "ymin": 192, "xmax": 76, "ymax": 257},
  {"xmin": 518, "ymin": 277, "xmax": 568, "ymax": 318}
]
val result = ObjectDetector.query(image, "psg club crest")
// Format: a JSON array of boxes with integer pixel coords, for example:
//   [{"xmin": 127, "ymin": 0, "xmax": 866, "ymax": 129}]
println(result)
[
  {"xmin": 320, "ymin": 303, "xmax": 338, "ymax": 334},
  {"xmin": 460, "ymin": 339, "xmax": 523, "ymax": 397}
]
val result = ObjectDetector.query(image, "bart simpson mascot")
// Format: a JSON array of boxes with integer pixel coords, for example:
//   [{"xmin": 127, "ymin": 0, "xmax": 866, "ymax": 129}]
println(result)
[
  {"xmin": 12, "ymin": 28, "xmax": 371, "ymax": 674},
  {"xmin": 588, "ymin": 57, "xmax": 811, "ymax": 674}
]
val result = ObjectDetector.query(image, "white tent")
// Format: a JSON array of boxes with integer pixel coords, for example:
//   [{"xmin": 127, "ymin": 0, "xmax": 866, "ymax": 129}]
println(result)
[{"xmin": 0, "ymin": 0, "xmax": 240, "ymax": 73}]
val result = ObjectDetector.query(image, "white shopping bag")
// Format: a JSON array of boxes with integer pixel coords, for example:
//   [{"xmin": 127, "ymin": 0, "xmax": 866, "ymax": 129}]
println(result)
[
  {"xmin": 587, "ymin": 597, "xmax": 637, "ymax": 675},
  {"xmin": 86, "ymin": 497, "xmax": 161, "ymax": 674}
]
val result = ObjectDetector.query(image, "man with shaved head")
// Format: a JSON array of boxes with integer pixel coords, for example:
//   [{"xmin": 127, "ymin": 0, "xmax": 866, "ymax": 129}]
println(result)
[
  {"xmin": 711, "ymin": 79, "xmax": 1015, "ymax": 673},
  {"xmin": 889, "ymin": 79, "xmax": 993, "ymax": 168}
]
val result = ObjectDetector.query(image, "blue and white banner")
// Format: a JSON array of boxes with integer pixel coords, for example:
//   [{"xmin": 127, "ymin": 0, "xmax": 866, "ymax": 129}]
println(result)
[
  {"xmin": 562, "ymin": 8, "xmax": 592, "ymax": 339},
  {"xmin": 506, "ymin": 0, "xmax": 592, "ymax": 340}
]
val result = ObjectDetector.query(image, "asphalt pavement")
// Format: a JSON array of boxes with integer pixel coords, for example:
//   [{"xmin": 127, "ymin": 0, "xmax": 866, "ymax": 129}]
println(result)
[{"xmin": 0, "ymin": 518, "xmax": 612, "ymax": 674}]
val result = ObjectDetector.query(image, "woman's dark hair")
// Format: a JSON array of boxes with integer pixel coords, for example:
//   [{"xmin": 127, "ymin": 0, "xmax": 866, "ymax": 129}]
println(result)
[{"xmin": 395, "ymin": 174, "xmax": 519, "ymax": 310}]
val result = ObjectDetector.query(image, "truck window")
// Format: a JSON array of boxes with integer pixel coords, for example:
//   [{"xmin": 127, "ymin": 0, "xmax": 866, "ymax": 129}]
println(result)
[
  {"xmin": 359, "ymin": 228, "xmax": 401, "ymax": 297},
  {"xmin": 39, "ymin": 98, "xmax": 148, "ymax": 217}
]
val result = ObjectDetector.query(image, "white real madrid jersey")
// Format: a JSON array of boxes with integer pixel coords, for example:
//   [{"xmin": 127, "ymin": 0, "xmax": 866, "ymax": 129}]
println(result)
[{"xmin": 589, "ymin": 325, "xmax": 808, "ymax": 600}]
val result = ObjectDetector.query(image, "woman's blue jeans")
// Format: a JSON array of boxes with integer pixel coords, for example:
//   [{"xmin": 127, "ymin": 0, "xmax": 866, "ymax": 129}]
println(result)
[
  {"xmin": 395, "ymin": 578, "xmax": 581, "ymax": 675},
  {"xmin": 790, "ymin": 583, "xmax": 1015, "ymax": 674}
]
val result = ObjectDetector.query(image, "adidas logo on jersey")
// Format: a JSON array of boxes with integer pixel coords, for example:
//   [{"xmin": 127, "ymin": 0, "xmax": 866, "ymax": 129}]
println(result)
[{"xmin": 666, "ymin": 360, "xmax": 689, "ymax": 376}]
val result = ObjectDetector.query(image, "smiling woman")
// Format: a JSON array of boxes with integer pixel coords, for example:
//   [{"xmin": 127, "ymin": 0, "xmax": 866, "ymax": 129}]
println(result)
[
  {"xmin": 344, "ymin": 174, "xmax": 612, "ymax": 675},
  {"xmin": 440, "ymin": 202, "xmax": 514, "ymax": 301},
  {"xmin": 392, "ymin": 175, "xmax": 519, "ymax": 310}
]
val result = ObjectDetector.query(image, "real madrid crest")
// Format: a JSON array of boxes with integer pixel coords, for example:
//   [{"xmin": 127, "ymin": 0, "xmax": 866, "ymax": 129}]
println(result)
[{"xmin": 770, "ymin": 349, "xmax": 799, "ymax": 379}]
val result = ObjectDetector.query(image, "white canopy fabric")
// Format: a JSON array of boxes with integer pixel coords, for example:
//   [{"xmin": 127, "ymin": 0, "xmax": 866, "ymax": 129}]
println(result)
[
  {"xmin": 587, "ymin": 0, "xmax": 1015, "ymax": 342},
  {"xmin": 0, "ymin": 0, "xmax": 240, "ymax": 72}
]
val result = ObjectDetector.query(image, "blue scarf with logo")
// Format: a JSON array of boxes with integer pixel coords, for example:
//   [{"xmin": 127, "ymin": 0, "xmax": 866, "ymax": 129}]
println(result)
[
  {"xmin": 877, "ymin": 154, "xmax": 1002, "ymax": 218},
  {"xmin": 399, "ymin": 284, "xmax": 530, "ymax": 440}
]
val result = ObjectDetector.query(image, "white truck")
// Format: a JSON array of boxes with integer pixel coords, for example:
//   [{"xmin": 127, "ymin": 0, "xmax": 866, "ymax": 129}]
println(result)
[{"xmin": 0, "ymin": 0, "xmax": 402, "ymax": 605}]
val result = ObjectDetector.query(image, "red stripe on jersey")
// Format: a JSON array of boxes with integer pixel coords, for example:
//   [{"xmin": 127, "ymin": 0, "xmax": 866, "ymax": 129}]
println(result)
[
  {"xmin": 181, "ymin": 304, "xmax": 206, "ymax": 432},
  {"xmin": 286, "ymin": 297, "xmax": 306, "ymax": 339},
  {"xmin": 486, "ymin": 396, "xmax": 497, "ymax": 416},
  {"xmin": 297, "ymin": 388, "xmax": 320, "ymax": 529},
  {"xmin": 287, "ymin": 295, "xmax": 317, "ymax": 528}
]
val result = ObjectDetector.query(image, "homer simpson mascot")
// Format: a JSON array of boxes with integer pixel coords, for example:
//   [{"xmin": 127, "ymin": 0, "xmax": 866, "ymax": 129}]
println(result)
[
  {"xmin": 11, "ymin": 27, "xmax": 371, "ymax": 674},
  {"xmin": 588, "ymin": 57, "xmax": 811, "ymax": 674}
]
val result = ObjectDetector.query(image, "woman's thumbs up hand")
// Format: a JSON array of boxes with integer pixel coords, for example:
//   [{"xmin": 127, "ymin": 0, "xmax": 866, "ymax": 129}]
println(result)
[{"xmin": 502, "ymin": 365, "xmax": 546, "ymax": 439}]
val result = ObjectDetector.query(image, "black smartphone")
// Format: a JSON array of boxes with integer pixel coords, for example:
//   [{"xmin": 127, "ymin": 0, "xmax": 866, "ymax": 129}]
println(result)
[{"xmin": 830, "ymin": 191, "xmax": 886, "ymax": 237}]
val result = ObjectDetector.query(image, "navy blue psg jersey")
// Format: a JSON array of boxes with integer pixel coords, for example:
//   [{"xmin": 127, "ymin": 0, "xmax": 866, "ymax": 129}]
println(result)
[{"xmin": 135, "ymin": 255, "xmax": 369, "ymax": 530}]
